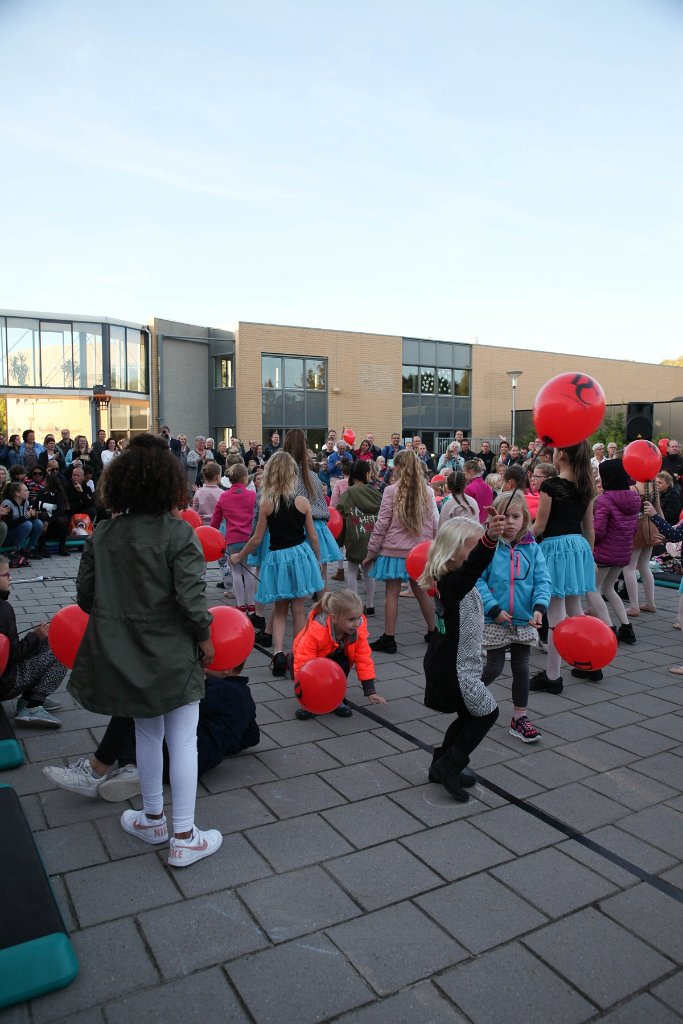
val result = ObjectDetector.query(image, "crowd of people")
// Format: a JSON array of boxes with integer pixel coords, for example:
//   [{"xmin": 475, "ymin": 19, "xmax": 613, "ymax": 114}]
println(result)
[{"xmin": 2, "ymin": 421, "xmax": 682, "ymax": 864}]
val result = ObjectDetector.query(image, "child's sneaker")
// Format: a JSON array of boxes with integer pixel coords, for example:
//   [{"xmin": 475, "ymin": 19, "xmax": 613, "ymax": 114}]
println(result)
[
  {"xmin": 333, "ymin": 700, "xmax": 353, "ymax": 718},
  {"xmin": 15, "ymin": 704, "xmax": 61, "ymax": 728},
  {"xmin": 509, "ymin": 716, "xmax": 541, "ymax": 743},
  {"xmin": 98, "ymin": 765, "xmax": 141, "ymax": 802},
  {"xmin": 168, "ymin": 827, "xmax": 223, "ymax": 867},
  {"xmin": 17, "ymin": 695, "xmax": 62, "ymax": 714},
  {"xmin": 42, "ymin": 757, "xmax": 104, "ymax": 796},
  {"xmin": 295, "ymin": 707, "xmax": 316, "ymax": 721},
  {"xmin": 120, "ymin": 809, "xmax": 169, "ymax": 845},
  {"xmin": 363, "ymin": 605, "xmax": 375, "ymax": 616},
  {"xmin": 369, "ymin": 633, "xmax": 397, "ymax": 654}
]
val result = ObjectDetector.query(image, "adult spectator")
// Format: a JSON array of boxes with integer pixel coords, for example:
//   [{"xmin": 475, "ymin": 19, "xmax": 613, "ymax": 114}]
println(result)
[
  {"xmin": 606, "ymin": 442, "xmax": 618, "ymax": 459},
  {"xmin": 65, "ymin": 465, "xmax": 97, "ymax": 523},
  {"xmin": 498, "ymin": 441, "xmax": 511, "ymax": 467},
  {"xmin": 0, "ymin": 433, "xmax": 8, "ymax": 469},
  {"xmin": 186, "ymin": 435, "xmax": 209, "ymax": 490},
  {"xmin": 160, "ymin": 425, "xmax": 182, "ymax": 457},
  {"xmin": 354, "ymin": 440, "xmax": 374, "ymax": 461},
  {"xmin": 38, "ymin": 435, "xmax": 64, "ymax": 470},
  {"xmin": 438, "ymin": 442, "xmax": 463, "ymax": 473},
  {"xmin": 539, "ymin": 446, "xmax": 555, "ymax": 463},
  {"xmin": 66, "ymin": 435, "xmax": 96, "ymax": 475},
  {"xmin": 661, "ymin": 440, "xmax": 683, "ymax": 486},
  {"xmin": 460, "ymin": 439, "xmax": 472, "ymax": 460},
  {"xmin": 655, "ymin": 471, "xmax": 681, "ymax": 524},
  {"xmin": 454, "ymin": 430, "xmax": 465, "ymax": 445},
  {"xmin": 475, "ymin": 440, "xmax": 495, "ymax": 476},
  {"xmin": 56, "ymin": 428, "xmax": 73, "ymax": 461},
  {"xmin": 381, "ymin": 432, "xmax": 405, "ymax": 463},
  {"xmin": 328, "ymin": 439, "xmax": 354, "ymax": 479},
  {"xmin": 90, "ymin": 428, "xmax": 108, "ymax": 476},
  {"xmin": 591, "ymin": 443, "xmax": 606, "ymax": 472},
  {"xmin": 244, "ymin": 439, "xmax": 261, "ymax": 465},
  {"xmin": 19, "ymin": 429, "xmax": 43, "ymax": 472},
  {"xmin": 508, "ymin": 444, "xmax": 524, "ymax": 465},
  {"xmin": 264, "ymin": 431, "xmax": 282, "ymax": 461},
  {"xmin": 101, "ymin": 438, "xmax": 119, "ymax": 469},
  {"xmin": 364, "ymin": 433, "xmax": 382, "ymax": 460},
  {"xmin": 464, "ymin": 459, "xmax": 494, "ymax": 525},
  {"xmin": 412, "ymin": 435, "xmax": 422, "ymax": 450},
  {"xmin": 417, "ymin": 443, "xmax": 436, "ymax": 473}
]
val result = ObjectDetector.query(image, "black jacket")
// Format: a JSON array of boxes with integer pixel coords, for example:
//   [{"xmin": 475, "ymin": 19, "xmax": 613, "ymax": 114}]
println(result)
[
  {"xmin": 476, "ymin": 450, "xmax": 495, "ymax": 475},
  {"xmin": 0, "ymin": 596, "xmax": 42, "ymax": 699},
  {"xmin": 196, "ymin": 676, "xmax": 260, "ymax": 776}
]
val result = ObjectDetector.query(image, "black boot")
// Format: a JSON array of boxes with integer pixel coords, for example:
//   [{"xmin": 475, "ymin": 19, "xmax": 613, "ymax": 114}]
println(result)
[
  {"xmin": 430, "ymin": 746, "xmax": 475, "ymax": 787},
  {"xmin": 617, "ymin": 623, "xmax": 636, "ymax": 645},
  {"xmin": 38, "ymin": 538, "xmax": 51, "ymax": 559},
  {"xmin": 428, "ymin": 746, "xmax": 471, "ymax": 802}
]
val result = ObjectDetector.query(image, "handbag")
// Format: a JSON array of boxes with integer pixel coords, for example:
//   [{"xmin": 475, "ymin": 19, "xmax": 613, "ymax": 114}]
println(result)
[{"xmin": 633, "ymin": 516, "xmax": 663, "ymax": 549}]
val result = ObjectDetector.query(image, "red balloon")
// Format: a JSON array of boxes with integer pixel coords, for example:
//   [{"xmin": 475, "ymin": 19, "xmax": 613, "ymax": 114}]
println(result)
[
  {"xmin": 205, "ymin": 606, "xmax": 255, "ymax": 670},
  {"xmin": 431, "ymin": 474, "xmax": 446, "ymax": 483},
  {"xmin": 342, "ymin": 429, "xmax": 355, "ymax": 446},
  {"xmin": 194, "ymin": 525, "xmax": 226, "ymax": 561},
  {"xmin": 180, "ymin": 508, "xmax": 202, "ymax": 528},
  {"xmin": 48, "ymin": 605, "xmax": 90, "ymax": 669},
  {"xmin": 622, "ymin": 439, "xmax": 662, "ymax": 483},
  {"xmin": 406, "ymin": 540, "xmax": 432, "ymax": 582},
  {"xmin": 295, "ymin": 658, "xmax": 347, "ymax": 714},
  {"xmin": 328, "ymin": 507, "xmax": 343, "ymax": 539},
  {"xmin": 553, "ymin": 615, "xmax": 617, "ymax": 671},
  {"xmin": 658, "ymin": 438, "xmax": 669, "ymax": 456},
  {"xmin": 0, "ymin": 634, "xmax": 9, "ymax": 675},
  {"xmin": 533, "ymin": 372, "xmax": 606, "ymax": 447}
]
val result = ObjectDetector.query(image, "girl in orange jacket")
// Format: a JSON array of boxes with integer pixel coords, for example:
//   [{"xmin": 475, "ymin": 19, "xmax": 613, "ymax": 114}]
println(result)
[{"xmin": 292, "ymin": 590, "xmax": 387, "ymax": 721}]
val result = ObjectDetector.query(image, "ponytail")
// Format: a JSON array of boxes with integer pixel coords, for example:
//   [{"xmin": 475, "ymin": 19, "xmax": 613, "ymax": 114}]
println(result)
[{"xmin": 560, "ymin": 440, "xmax": 595, "ymax": 505}]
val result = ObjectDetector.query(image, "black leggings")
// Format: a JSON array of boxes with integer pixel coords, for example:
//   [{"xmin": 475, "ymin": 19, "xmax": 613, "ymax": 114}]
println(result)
[
  {"xmin": 94, "ymin": 716, "xmax": 136, "ymax": 768},
  {"xmin": 481, "ymin": 644, "xmax": 531, "ymax": 709},
  {"xmin": 443, "ymin": 687, "xmax": 499, "ymax": 758}
]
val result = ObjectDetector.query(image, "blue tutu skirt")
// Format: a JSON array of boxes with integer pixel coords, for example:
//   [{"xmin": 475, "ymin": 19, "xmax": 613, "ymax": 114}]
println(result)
[
  {"xmin": 256, "ymin": 542, "xmax": 324, "ymax": 603},
  {"xmin": 247, "ymin": 527, "xmax": 270, "ymax": 567},
  {"xmin": 369, "ymin": 555, "xmax": 409, "ymax": 582},
  {"xmin": 314, "ymin": 519, "xmax": 343, "ymax": 563},
  {"xmin": 541, "ymin": 535, "xmax": 596, "ymax": 596}
]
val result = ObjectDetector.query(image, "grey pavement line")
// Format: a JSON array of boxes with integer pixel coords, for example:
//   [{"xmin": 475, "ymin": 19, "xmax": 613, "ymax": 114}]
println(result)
[{"xmin": 346, "ymin": 699, "xmax": 683, "ymax": 907}]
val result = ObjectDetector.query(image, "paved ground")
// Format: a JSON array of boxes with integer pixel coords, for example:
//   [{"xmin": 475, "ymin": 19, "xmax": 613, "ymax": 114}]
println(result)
[{"xmin": 2, "ymin": 555, "xmax": 683, "ymax": 1024}]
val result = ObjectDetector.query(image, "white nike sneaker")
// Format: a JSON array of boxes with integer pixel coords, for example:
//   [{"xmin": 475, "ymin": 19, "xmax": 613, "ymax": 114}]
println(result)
[
  {"xmin": 120, "ymin": 809, "xmax": 169, "ymax": 845},
  {"xmin": 98, "ymin": 765, "xmax": 141, "ymax": 803},
  {"xmin": 168, "ymin": 827, "xmax": 223, "ymax": 867},
  {"xmin": 42, "ymin": 757, "xmax": 104, "ymax": 797}
]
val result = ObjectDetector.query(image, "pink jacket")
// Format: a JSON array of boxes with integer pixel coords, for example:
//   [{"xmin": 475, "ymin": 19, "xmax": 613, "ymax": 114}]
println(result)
[
  {"xmin": 210, "ymin": 485, "xmax": 257, "ymax": 544},
  {"xmin": 465, "ymin": 478, "xmax": 495, "ymax": 525},
  {"xmin": 330, "ymin": 478, "xmax": 349, "ymax": 508},
  {"xmin": 367, "ymin": 482, "xmax": 438, "ymax": 559},
  {"xmin": 192, "ymin": 484, "xmax": 222, "ymax": 525}
]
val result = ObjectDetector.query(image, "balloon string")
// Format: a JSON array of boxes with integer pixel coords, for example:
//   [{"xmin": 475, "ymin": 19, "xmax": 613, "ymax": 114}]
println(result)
[{"xmin": 502, "ymin": 485, "xmax": 520, "ymax": 514}]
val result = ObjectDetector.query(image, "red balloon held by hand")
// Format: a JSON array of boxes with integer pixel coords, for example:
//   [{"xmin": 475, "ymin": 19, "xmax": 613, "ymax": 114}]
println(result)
[
  {"xmin": 533, "ymin": 372, "xmax": 606, "ymax": 448},
  {"xmin": 658, "ymin": 438, "xmax": 669, "ymax": 456},
  {"xmin": 180, "ymin": 508, "xmax": 202, "ymax": 528},
  {"xmin": 327, "ymin": 507, "xmax": 343, "ymax": 539},
  {"xmin": 622, "ymin": 440, "xmax": 662, "ymax": 483},
  {"xmin": 553, "ymin": 615, "xmax": 617, "ymax": 671},
  {"xmin": 194, "ymin": 525, "xmax": 226, "ymax": 561},
  {"xmin": 205, "ymin": 606, "xmax": 255, "ymax": 670},
  {"xmin": 406, "ymin": 540, "xmax": 432, "ymax": 582},
  {"xmin": 295, "ymin": 658, "xmax": 347, "ymax": 714},
  {"xmin": 48, "ymin": 605, "xmax": 90, "ymax": 669},
  {"xmin": 342, "ymin": 429, "xmax": 355, "ymax": 446},
  {"xmin": 0, "ymin": 634, "xmax": 9, "ymax": 675}
]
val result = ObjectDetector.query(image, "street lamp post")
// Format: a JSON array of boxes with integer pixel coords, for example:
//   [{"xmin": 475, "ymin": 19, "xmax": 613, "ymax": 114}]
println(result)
[{"xmin": 506, "ymin": 371, "xmax": 523, "ymax": 446}]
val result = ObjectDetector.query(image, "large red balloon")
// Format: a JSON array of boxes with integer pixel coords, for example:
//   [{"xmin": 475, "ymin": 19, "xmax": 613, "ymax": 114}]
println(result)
[
  {"xmin": 180, "ymin": 508, "xmax": 202, "ymax": 528},
  {"xmin": 622, "ymin": 440, "xmax": 662, "ymax": 483},
  {"xmin": 48, "ymin": 605, "xmax": 89, "ymax": 669},
  {"xmin": 0, "ymin": 634, "xmax": 9, "ymax": 675},
  {"xmin": 205, "ymin": 606, "xmax": 255, "ymax": 670},
  {"xmin": 406, "ymin": 540, "xmax": 432, "ymax": 582},
  {"xmin": 195, "ymin": 525, "xmax": 226, "ymax": 561},
  {"xmin": 328, "ymin": 507, "xmax": 343, "ymax": 539},
  {"xmin": 342, "ymin": 429, "xmax": 355, "ymax": 446},
  {"xmin": 658, "ymin": 438, "xmax": 669, "ymax": 456},
  {"xmin": 553, "ymin": 616, "xmax": 617, "ymax": 671},
  {"xmin": 533, "ymin": 372, "xmax": 606, "ymax": 447},
  {"xmin": 295, "ymin": 658, "xmax": 347, "ymax": 714}
]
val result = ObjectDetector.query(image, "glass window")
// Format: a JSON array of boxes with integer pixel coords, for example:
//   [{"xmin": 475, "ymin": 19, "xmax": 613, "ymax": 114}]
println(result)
[
  {"xmin": 402, "ymin": 338, "xmax": 420, "ymax": 362},
  {"xmin": 420, "ymin": 368, "xmax": 435, "ymax": 395},
  {"xmin": 285, "ymin": 390, "xmax": 305, "ymax": 421},
  {"xmin": 262, "ymin": 389, "xmax": 283, "ymax": 425},
  {"xmin": 452, "ymin": 344, "xmax": 471, "ymax": 369},
  {"xmin": 126, "ymin": 328, "xmax": 145, "ymax": 393},
  {"xmin": 284, "ymin": 357, "xmax": 304, "ymax": 390},
  {"xmin": 454, "ymin": 369, "xmax": 470, "ymax": 397},
  {"xmin": 110, "ymin": 327, "xmax": 126, "ymax": 390},
  {"xmin": 7, "ymin": 318, "xmax": 39, "ymax": 387},
  {"xmin": 262, "ymin": 356, "xmax": 282, "ymax": 389},
  {"xmin": 437, "ymin": 342, "xmax": 453, "ymax": 368},
  {"xmin": 214, "ymin": 356, "xmax": 233, "ymax": 388},
  {"xmin": 306, "ymin": 359, "xmax": 326, "ymax": 390},
  {"xmin": 73, "ymin": 322, "xmax": 103, "ymax": 388},
  {"xmin": 306, "ymin": 391, "xmax": 327, "ymax": 426},
  {"xmin": 0, "ymin": 318, "xmax": 6, "ymax": 386},
  {"xmin": 40, "ymin": 322, "xmax": 74, "ymax": 388},
  {"xmin": 402, "ymin": 365, "xmax": 419, "ymax": 393},
  {"xmin": 306, "ymin": 428, "xmax": 326, "ymax": 452},
  {"xmin": 420, "ymin": 341, "xmax": 436, "ymax": 364},
  {"xmin": 437, "ymin": 368, "xmax": 452, "ymax": 395}
]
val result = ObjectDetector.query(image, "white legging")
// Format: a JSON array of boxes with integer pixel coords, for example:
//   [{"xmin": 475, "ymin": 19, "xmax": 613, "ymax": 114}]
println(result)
[
  {"xmin": 586, "ymin": 565, "xmax": 628, "ymax": 627},
  {"xmin": 346, "ymin": 561, "xmax": 376, "ymax": 607},
  {"xmin": 623, "ymin": 546, "xmax": 655, "ymax": 610},
  {"xmin": 232, "ymin": 561, "xmax": 256, "ymax": 609},
  {"xmin": 134, "ymin": 702, "xmax": 199, "ymax": 834}
]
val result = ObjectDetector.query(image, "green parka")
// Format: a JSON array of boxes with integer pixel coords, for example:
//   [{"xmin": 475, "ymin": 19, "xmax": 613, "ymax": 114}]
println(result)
[
  {"xmin": 336, "ymin": 483, "xmax": 382, "ymax": 564},
  {"xmin": 68, "ymin": 513, "xmax": 212, "ymax": 718}
]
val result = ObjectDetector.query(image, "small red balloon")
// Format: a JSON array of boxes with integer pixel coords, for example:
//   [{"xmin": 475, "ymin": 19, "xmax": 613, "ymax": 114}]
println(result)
[
  {"xmin": 406, "ymin": 540, "xmax": 432, "ymax": 582},
  {"xmin": 431, "ymin": 474, "xmax": 446, "ymax": 483},
  {"xmin": 342, "ymin": 429, "xmax": 355, "ymax": 446},
  {"xmin": 48, "ymin": 605, "xmax": 90, "ymax": 669},
  {"xmin": 553, "ymin": 615, "xmax": 617, "ymax": 671},
  {"xmin": 658, "ymin": 438, "xmax": 669, "ymax": 456},
  {"xmin": 622, "ymin": 440, "xmax": 662, "ymax": 483},
  {"xmin": 205, "ymin": 606, "xmax": 255, "ymax": 670},
  {"xmin": 0, "ymin": 634, "xmax": 9, "ymax": 675},
  {"xmin": 180, "ymin": 508, "xmax": 202, "ymax": 528},
  {"xmin": 194, "ymin": 525, "xmax": 226, "ymax": 561},
  {"xmin": 328, "ymin": 507, "xmax": 343, "ymax": 539},
  {"xmin": 533, "ymin": 372, "xmax": 606, "ymax": 447},
  {"xmin": 295, "ymin": 658, "xmax": 347, "ymax": 714}
]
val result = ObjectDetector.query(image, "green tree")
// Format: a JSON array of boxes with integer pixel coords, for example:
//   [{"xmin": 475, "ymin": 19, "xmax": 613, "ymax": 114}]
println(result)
[{"xmin": 589, "ymin": 410, "xmax": 625, "ymax": 447}]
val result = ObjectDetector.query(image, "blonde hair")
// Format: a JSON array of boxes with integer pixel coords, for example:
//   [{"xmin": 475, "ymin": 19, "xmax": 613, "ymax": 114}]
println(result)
[
  {"xmin": 485, "ymin": 473, "xmax": 502, "ymax": 492},
  {"xmin": 261, "ymin": 450, "xmax": 297, "ymax": 514},
  {"xmin": 418, "ymin": 518, "xmax": 484, "ymax": 588},
  {"xmin": 491, "ymin": 492, "xmax": 531, "ymax": 542},
  {"xmin": 534, "ymin": 462, "xmax": 558, "ymax": 481},
  {"xmin": 310, "ymin": 588, "xmax": 363, "ymax": 621},
  {"xmin": 228, "ymin": 463, "xmax": 248, "ymax": 484},
  {"xmin": 393, "ymin": 449, "xmax": 432, "ymax": 535}
]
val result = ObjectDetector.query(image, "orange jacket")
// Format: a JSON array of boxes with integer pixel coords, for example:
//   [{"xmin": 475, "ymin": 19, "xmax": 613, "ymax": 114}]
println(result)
[{"xmin": 293, "ymin": 610, "xmax": 375, "ymax": 685}]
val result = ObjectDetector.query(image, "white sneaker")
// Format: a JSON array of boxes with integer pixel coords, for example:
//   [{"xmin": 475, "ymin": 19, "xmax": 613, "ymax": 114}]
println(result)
[
  {"xmin": 17, "ymin": 695, "xmax": 62, "ymax": 713},
  {"xmin": 120, "ymin": 809, "xmax": 169, "ymax": 845},
  {"xmin": 98, "ymin": 765, "xmax": 141, "ymax": 803},
  {"xmin": 42, "ymin": 757, "xmax": 104, "ymax": 797},
  {"xmin": 15, "ymin": 705, "xmax": 61, "ymax": 729},
  {"xmin": 168, "ymin": 827, "xmax": 223, "ymax": 867}
]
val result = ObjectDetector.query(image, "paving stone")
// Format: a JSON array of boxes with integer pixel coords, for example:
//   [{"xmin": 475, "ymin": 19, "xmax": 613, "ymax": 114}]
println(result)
[
  {"xmin": 313, "ymin": 711, "xmax": 380, "ymax": 736},
  {"xmin": 66, "ymin": 854, "xmax": 181, "ymax": 926},
  {"xmin": 316, "ymin": 732, "xmax": 399, "ymax": 766},
  {"xmin": 643, "ymin": 713, "xmax": 683, "ymax": 742},
  {"xmin": 246, "ymin": 812, "xmax": 354, "ymax": 871},
  {"xmin": 402, "ymin": 719, "xmax": 450, "ymax": 747},
  {"xmin": 389, "ymin": 779, "xmax": 489, "ymax": 825},
  {"xmin": 370, "ymin": 725, "xmax": 419, "ymax": 753},
  {"xmin": 436, "ymin": 941, "xmax": 595, "ymax": 1024},
  {"xmin": 474, "ymin": 762, "xmax": 547, "ymax": 797},
  {"xmin": 523, "ymin": 907, "xmax": 673, "ymax": 1008},
  {"xmin": 22, "ymin": 729, "xmax": 96, "ymax": 761},
  {"xmin": 647, "ymin": 684, "xmax": 683, "ymax": 705},
  {"xmin": 325, "ymin": 840, "xmax": 442, "ymax": 911},
  {"xmin": 192, "ymin": 788, "xmax": 275, "ymax": 832},
  {"xmin": 529, "ymin": 783, "xmax": 630, "ymax": 831},
  {"xmin": 580, "ymin": 766, "xmax": 678, "ymax": 810},
  {"xmin": 491, "ymin": 846, "xmax": 617, "ymax": 916},
  {"xmin": 600, "ymin": 883, "xmax": 683, "ymax": 960},
  {"xmin": 533, "ymin": 710, "xmax": 605, "ymax": 741},
  {"xmin": 139, "ymin": 889, "xmax": 268, "ymax": 979},
  {"xmin": 617, "ymin": 803, "xmax": 683, "ymax": 858},
  {"xmin": 252, "ymin": 773, "xmax": 347, "ymax": 819},
  {"xmin": 378, "ymin": 748, "xmax": 430, "ymax": 784},
  {"xmin": 472, "ymin": 734, "xmax": 527, "ymax": 766},
  {"xmin": 322, "ymin": 795, "xmax": 424, "ymax": 848},
  {"xmin": 227, "ymin": 933, "xmax": 374, "ymax": 1023},
  {"xmin": 104, "ymin": 966, "xmax": 251, "ymax": 1024},
  {"xmin": 471, "ymin": 804, "xmax": 564, "ymax": 854},
  {"xmin": 320, "ymin": 761, "xmax": 410, "ymax": 800},
  {"xmin": 169, "ymin": 832, "xmax": 273, "ymax": 898},
  {"xmin": 260, "ymin": 718, "xmax": 337, "ymax": 746},
  {"xmin": 582, "ymin": 823, "xmax": 678, "ymax": 875},
  {"xmin": 605, "ymin": 723, "xmax": 679, "ymax": 757},
  {"xmin": 19, "ymin": 791, "xmax": 46, "ymax": 831},
  {"xmin": 199, "ymin": 752, "xmax": 279, "ymax": 792},
  {"xmin": 615, "ymin": 693, "xmax": 681, "ymax": 717},
  {"xmin": 256, "ymin": 742, "xmax": 343, "ymax": 778},
  {"xmin": 576, "ymin": 703, "xmax": 643, "ymax": 727},
  {"xmin": 30, "ymin": 918, "xmax": 158, "ymax": 1024},
  {"xmin": 0, "ymin": 760, "xmax": 54, "ymax": 796},
  {"xmin": 373, "ymin": 697, "xmax": 430, "ymax": 725},
  {"xmin": 328, "ymin": 901, "xmax": 468, "ymax": 995},
  {"xmin": 334, "ymin": 981, "xmax": 467, "ymax": 1024},
  {"xmin": 239, "ymin": 864, "xmax": 361, "ymax": 941},
  {"xmin": 503, "ymin": 748, "xmax": 594, "ymax": 786},
  {"xmin": 557, "ymin": 736, "xmax": 636, "ymax": 771},
  {"xmin": 653, "ymin": 972, "xmax": 683, "ymax": 1017},
  {"xmin": 34, "ymin": 820, "xmax": 109, "ymax": 875},
  {"xmin": 526, "ymin": 691, "xmax": 583, "ymax": 715},
  {"xmin": 592, "ymin": 993, "xmax": 683, "ymax": 1024},
  {"xmin": 402, "ymin": 819, "xmax": 513, "ymax": 881},
  {"xmin": 41, "ymin": 788, "xmax": 124, "ymax": 827},
  {"xmin": 631, "ymin": 751, "xmax": 683, "ymax": 789}
]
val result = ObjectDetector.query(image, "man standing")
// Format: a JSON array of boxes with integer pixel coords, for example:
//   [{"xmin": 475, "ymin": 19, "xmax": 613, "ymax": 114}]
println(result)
[
  {"xmin": 662, "ymin": 440, "xmax": 683, "ymax": 488},
  {"xmin": 89, "ymin": 428, "xmax": 107, "ymax": 480},
  {"xmin": 417, "ymin": 443, "xmax": 436, "ymax": 473},
  {"xmin": 160, "ymin": 425, "xmax": 181, "ymax": 457},
  {"xmin": 264, "ymin": 431, "xmax": 282, "ymax": 461},
  {"xmin": 56, "ymin": 428, "xmax": 73, "ymax": 461},
  {"xmin": 364, "ymin": 433, "xmax": 381, "ymax": 460},
  {"xmin": 475, "ymin": 440, "xmax": 495, "ymax": 476},
  {"xmin": 328, "ymin": 439, "xmax": 353, "ymax": 479},
  {"xmin": 381, "ymin": 432, "xmax": 405, "ymax": 463}
]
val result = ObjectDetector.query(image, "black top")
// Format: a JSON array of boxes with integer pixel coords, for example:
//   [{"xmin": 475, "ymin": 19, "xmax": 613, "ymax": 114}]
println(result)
[
  {"xmin": 662, "ymin": 454, "xmax": 683, "ymax": 481},
  {"xmin": 267, "ymin": 500, "xmax": 306, "ymax": 551},
  {"xmin": 476, "ymin": 450, "xmax": 495, "ymax": 474},
  {"xmin": 539, "ymin": 476, "xmax": 587, "ymax": 537}
]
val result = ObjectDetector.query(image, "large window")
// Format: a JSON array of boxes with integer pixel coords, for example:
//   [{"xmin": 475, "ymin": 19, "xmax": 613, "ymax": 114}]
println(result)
[
  {"xmin": 126, "ymin": 328, "xmax": 145, "ymax": 393},
  {"xmin": 214, "ymin": 356, "xmax": 234, "ymax": 388},
  {"xmin": 454, "ymin": 370, "xmax": 470, "ymax": 396},
  {"xmin": 73, "ymin": 323, "xmax": 103, "ymax": 388},
  {"xmin": 40, "ymin": 322, "xmax": 74, "ymax": 388},
  {"xmin": 110, "ymin": 327, "xmax": 126, "ymax": 390},
  {"xmin": 7, "ymin": 319, "xmax": 39, "ymax": 387},
  {"xmin": 402, "ymin": 365, "xmax": 419, "ymax": 393},
  {"xmin": 261, "ymin": 353, "xmax": 327, "ymax": 439},
  {"xmin": 402, "ymin": 337, "xmax": 472, "ymax": 438}
]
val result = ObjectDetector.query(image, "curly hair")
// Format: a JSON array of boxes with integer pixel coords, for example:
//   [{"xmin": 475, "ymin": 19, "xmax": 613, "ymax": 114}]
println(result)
[
  {"xmin": 98, "ymin": 433, "xmax": 187, "ymax": 514},
  {"xmin": 393, "ymin": 449, "xmax": 432, "ymax": 536}
]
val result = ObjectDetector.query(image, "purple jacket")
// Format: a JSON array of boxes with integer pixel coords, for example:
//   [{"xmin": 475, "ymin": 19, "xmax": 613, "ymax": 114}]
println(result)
[{"xmin": 593, "ymin": 490, "xmax": 640, "ymax": 566}]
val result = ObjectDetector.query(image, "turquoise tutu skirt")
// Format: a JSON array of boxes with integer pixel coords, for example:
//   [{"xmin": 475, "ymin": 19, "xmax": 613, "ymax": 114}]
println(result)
[
  {"xmin": 256, "ymin": 542, "xmax": 324, "ymax": 603},
  {"xmin": 248, "ymin": 527, "xmax": 270, "ymax": 567},
  {"xmin": 314, "ymin": 519, "xmax": 343, "ymax": 563},
  {"xmin": 369, "ymin": 555, "xmax": 408, "ymax": 582},
  {"xmin": 541, "ymin": 535, "xmax": 596, "ymax": 596}
]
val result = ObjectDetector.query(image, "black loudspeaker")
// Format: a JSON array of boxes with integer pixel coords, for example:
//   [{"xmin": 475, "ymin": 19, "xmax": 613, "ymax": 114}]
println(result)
[{"xmin": 626, "ymin": 402, "xmax": 654, "ymax": 442}]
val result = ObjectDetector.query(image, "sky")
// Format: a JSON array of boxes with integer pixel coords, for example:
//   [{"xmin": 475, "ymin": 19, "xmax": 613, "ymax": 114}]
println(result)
[{"xmin": 0, "ymin": 0, "xmax": 681, "ymax": 362}]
